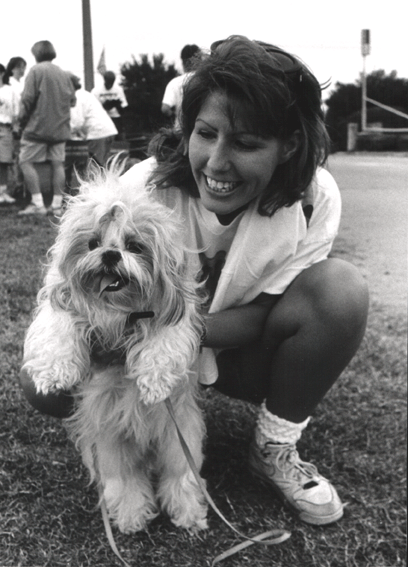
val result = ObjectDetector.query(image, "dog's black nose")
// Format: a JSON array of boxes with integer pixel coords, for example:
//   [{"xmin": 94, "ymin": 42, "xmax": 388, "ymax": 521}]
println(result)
[{"xmin": 102, "ymin": 250, "xmax": 122, "ymax": 266}]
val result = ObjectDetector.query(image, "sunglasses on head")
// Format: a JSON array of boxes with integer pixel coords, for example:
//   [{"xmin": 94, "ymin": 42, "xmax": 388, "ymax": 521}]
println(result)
[{"xmin": 210, "ymin": 37, "xmax": 304, "ymax": 81}]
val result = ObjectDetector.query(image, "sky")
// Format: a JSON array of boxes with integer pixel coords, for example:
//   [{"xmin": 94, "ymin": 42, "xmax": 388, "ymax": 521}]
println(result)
[{"xmin": 2, "ymin": 0, "xmax": 407, "ymax": 99}]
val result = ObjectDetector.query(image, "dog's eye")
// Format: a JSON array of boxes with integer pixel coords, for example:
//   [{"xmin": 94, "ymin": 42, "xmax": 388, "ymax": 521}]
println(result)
[
  {"xmin": 88, "ymin": 238, "xmax": 100, "ymax": 251},
  {"xmin": 126, "ymin": 240, "xmax": 143, "ymax": 254}
]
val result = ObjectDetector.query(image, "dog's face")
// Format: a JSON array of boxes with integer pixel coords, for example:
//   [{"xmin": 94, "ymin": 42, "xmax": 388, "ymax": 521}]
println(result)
[
  {"xmin": 47, "ymin": 171, "xmax": 199, "ymax": 329},
  {"xmin": 64, "ymin": 202, "xmax": 158, "ymax": 311}
]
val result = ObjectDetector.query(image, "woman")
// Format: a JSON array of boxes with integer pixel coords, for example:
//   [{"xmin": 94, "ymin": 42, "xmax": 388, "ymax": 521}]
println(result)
[
  {"xmin": 0, "ymin": 63, "xmax": 19, "ymax": 204},
  {"xmin": 4, "ymin": 57, "xmax": 27, "ymax": 200},
  {"xmin": 4, "ymin": 56, "xmax": 27, "ymax": 98},
  {"xmin": 21, "ymin": 36, "xmax": 369, "ymax": 526}
]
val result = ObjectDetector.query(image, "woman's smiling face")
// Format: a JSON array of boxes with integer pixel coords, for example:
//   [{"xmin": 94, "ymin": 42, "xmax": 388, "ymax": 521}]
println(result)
[{"xmin": 188, "ymin": 91, "xmax": 286, "ymax": 216}]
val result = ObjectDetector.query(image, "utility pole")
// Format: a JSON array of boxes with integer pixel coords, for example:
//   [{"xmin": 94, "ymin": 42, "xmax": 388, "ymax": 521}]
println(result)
[
  {"xmin": 82, "ymin": 0, "xmax": 94, "ymax": 91},
  {"xmin": 361, "ymin": 29, "xmax": 370, "ymax": 132}
]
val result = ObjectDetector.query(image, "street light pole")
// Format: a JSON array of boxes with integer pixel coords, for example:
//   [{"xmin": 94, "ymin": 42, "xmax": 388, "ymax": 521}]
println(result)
[{"xmin": 82, "ymin": 0, "xmax": 94, "ymax": 91}]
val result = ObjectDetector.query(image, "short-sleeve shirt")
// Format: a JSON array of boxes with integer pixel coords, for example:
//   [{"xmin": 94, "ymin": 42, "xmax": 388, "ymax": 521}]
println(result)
[
  {"xmin": 120, "ymin": 157, "xmax": 342, "ymax": 383},
  {"xmin": 161, "ymin": 73, "xmax": 193, "ymax": 129},
  {"xmin": 0, "ymin": 84, "xmax": 19, "ymax": 124},
  {"xmin": 92, "ymin": 84, "xmax": 128, "ymax": 119},
  {"xmin": 70, "ymin": 90, "xmax": 118, "ymax": 140},
  {"xmin": 121, "ymin": 157, "xmax": 341, "ymax": 302}
]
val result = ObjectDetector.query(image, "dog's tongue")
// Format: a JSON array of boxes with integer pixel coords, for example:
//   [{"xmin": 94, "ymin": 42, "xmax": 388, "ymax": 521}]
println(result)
[{"xmin": 99, "ymin": 274, "xmax": 122, "ymax": 295}]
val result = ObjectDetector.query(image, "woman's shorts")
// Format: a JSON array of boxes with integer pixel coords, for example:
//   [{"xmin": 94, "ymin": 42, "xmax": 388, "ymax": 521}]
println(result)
[
  {"xmin": 19, "ymin": 138, "xmax": 66, "ymax": 163},
  {"xmin": 0, "ymin": 124, "xmax": 14, "ymax": 163}
]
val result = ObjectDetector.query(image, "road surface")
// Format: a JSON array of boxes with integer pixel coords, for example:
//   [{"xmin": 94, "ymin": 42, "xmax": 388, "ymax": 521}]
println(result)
[{"xmin": 327, "ymin": 153, "xmax": 407, "ymax": 316}]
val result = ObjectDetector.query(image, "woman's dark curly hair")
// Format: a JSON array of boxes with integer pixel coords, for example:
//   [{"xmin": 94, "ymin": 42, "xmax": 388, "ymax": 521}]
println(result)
[{"xmin": 149, "ymin": 35, "xmax": 330, "ymax": 216}]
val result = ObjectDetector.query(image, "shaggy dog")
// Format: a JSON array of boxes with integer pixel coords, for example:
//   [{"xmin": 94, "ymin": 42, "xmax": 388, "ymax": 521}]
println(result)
[{"xmin": 22, "ymin": 163, "xmax": 208, "ymax": 534}]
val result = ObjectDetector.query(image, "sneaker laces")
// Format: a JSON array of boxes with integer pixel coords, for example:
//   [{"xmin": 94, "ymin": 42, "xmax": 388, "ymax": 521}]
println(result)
[{"xmin": 264, "ymin": 443, "xmax": 322, "ymax": 489}]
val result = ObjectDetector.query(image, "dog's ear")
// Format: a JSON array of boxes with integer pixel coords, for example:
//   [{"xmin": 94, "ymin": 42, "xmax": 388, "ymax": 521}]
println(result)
[
  {"xmin": 155, "ymin": 249, "xmax": 201, "ymax": 327},
  {"xmin": 47, "ymin": 280, "xmax": 73, "ymax": 312},
  {"xmin": 156, "ymin": 269, "xmax": 187, "ymax": 327}
]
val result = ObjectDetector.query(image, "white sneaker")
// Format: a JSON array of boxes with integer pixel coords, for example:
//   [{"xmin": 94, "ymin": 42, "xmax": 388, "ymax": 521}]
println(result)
[
  {"xmin": 249, "ymin": 440, "xmax": 344, "ymax": 525},
  {"xmin": 17, "ymin": 203, "xmax": 47, "ymax": 216},
  {"xmin": 50, "ymin": 207, "xmax": 63, "ymax": 218},
  {"xmin": 0, "ymin": 193, "xmax": 16, "ymax": 204}
]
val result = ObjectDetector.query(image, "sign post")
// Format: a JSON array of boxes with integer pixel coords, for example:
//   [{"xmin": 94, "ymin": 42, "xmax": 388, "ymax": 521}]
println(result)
[{"xmin": 361, "ymin": 29, "xmax": 370, "ymax": 132}]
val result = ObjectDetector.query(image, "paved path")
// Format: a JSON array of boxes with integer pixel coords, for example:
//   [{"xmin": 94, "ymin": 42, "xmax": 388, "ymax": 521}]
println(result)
[{"xmin": 327, "ymin": 153, "xmax": 407, "ymax": 316}]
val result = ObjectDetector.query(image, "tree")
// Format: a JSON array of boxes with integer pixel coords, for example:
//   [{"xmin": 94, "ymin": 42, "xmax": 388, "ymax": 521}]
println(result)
[
  {"xmin": 120, "ymin": 53, "xmax": 179, "ymax": 138},
  {"xmin": 325, "ymin": 70, "xmax": 408, "ymax": 151}
]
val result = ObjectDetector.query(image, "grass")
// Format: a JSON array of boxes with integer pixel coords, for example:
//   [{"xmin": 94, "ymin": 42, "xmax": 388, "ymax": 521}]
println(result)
[{"xmin": 0, "ymin": 203, "xmax": 406, "ymax": 567}]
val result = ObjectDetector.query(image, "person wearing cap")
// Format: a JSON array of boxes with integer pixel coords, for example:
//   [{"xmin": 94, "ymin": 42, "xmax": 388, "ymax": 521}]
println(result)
[
  {"xmin": 92, "ymin": 71, "xmax": 128, "ymax": 139},
  {"xmin": 161, "ymin": 44, "xmax": 201, "ymax": 129}
]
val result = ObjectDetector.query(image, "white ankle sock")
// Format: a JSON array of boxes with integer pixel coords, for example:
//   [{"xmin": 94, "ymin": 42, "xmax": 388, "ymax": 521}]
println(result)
[
  {"xmin": 255, "ymin": 400, "xmax": 310, "ymax": 446},
  {"xmin": 32, "ymin": 193, "xmax": 44, "ymax": 207},
  {"xmin": 53, "ymin": 194, "xmax": 62, "ymax": 207}
]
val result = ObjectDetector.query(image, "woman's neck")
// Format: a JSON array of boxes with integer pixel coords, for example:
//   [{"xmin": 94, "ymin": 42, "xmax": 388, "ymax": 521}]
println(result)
[{"xmin": 216, "ymin": 203, "xmax": 248, "ymax": 225}]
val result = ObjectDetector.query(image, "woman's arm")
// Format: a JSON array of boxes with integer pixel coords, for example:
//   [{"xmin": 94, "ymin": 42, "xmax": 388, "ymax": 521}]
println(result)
[
  {"xmin": 18, "ymin": 70, "xmax": 38, "ymax": 129},
  {"xmin": 202, "ymin": 293, "xmax": 281, "ymax": 349}
]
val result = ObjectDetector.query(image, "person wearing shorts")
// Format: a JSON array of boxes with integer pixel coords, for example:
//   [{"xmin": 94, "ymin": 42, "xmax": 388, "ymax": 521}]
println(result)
[
  {"xmin": 17, "ymin": 41, "xmax": 75, "ymax": 216},
  {"xmin": 0, "ymin": 63, "xmax": 19, "ymax": 204}
]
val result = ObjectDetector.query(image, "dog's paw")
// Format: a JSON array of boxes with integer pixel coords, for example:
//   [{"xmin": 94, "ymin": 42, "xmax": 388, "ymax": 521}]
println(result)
[
  {"xmin": 104, "ymin": 478, "xmax": 159, "ymax": 534},
  {"xmin": 160, "ymin": 472, "xmax": 208, "ymax": 532},
  {"xmin": 170, "ymin": 506, "xmax": 208, "ymax": 532},
  {"xmin": 172, "ymin": 514, "xmax": 208, "ymax": 533},
  {"xmin": 137, "ymin": 379, "xmax": 173, "ymax": 405},
  {"xmin": 27, "ymin": 361, "xmax": 82, "ymax": 394}
]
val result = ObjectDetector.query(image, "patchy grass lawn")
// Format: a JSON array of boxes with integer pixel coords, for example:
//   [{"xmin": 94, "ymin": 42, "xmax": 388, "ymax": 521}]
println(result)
[{"xmin": 0, "ymin": 205, "xmax": 406, "ymax": 567}]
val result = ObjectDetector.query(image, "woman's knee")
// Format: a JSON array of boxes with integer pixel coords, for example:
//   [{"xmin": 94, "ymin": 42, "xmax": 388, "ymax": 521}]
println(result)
[
  {"xmin": 265, "ymin": 259, "xmax": 369, "ymax": 345},
  {"xmin": 301, "ymin": 259, "xmax": 369, "ymax": 327}
]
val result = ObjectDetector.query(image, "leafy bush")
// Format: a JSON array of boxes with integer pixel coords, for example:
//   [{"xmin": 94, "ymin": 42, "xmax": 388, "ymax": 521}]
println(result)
[{"xmin": 120, "ymin": 53, "xmax": 179, "ymax": 138}]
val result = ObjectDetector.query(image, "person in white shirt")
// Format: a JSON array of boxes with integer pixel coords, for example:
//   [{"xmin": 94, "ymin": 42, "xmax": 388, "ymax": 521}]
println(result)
[
  {"xmin": 92, "ymin": 71, "xmax": 128, "ymax": 139},
  {"xmin": 5, "ymin": 57, "xmax": 27, "ymax": 99},
  {"xmin": 69, "ymin": 74, "xmax": 117, "ymax": 166},
  {"xmin": 3, "ymin": 57, "xmax": 27, "ymax": 201},
  {"xmin": 161, "ymin": 44, "xmax": 201, "ymax": 129},
  {"xmin": 126, "ymin": 37, "xmax": 370, "ymax": 526},
  {"xmin": 0, "ymin": 63, "xmax": 20, "ymax": 204}
]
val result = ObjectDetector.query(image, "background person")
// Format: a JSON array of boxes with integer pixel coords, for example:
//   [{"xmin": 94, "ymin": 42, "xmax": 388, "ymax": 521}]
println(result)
[
  {"xmin": 67, "ymin": 73, "xmax": 117, "ymax": 190},
  {"xmin": 4, "ymin": 57, "xmax": 27, "ymax": 98},
  {"xmin": 0, "ymin": 63, "xmax": 20, "ymax": 204},
  {"xmin": 20, "ymin": 36, "xmax": 369, "ymax": 527},
  {"xmin": 17, "ymin": 40, "xmax": 75, "ymax": 216},
  {"xmin": 92, "ymin": 71, "xmax": 128, "ymax": 139},
  {"xmin": 4, "ymin": 57, "xmax": 27, "ymax": 201},
  {"xmin": 161, "ymin": 44, "xmax": 201, "ymax": 129}
]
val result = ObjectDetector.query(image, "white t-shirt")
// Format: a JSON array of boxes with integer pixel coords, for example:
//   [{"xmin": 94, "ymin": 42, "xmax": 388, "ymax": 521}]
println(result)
[
  {"xmin": 0, "ymin": 84, "xmax": 19, "ymax": 124},
  {"xmin": 91, "ymin": 83, "xmax": 128, "ymax": 118},
  {"xmin": 9, "ymin": 77, "xmax": 25, "ymax": 98},
  {"xmin": 161, "ymin": 73, "xmax": 193, "ymax": 128},
  {"xmin": 70, "ymin": 89, "xmax": 118, "ymax": 140},
  {"xmin": 120, "ymin": 157, "xmax": 342, "ymax": 382}
]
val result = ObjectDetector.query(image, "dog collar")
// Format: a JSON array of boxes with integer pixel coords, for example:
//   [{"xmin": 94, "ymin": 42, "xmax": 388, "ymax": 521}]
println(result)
[{"xmin": 127, "ymin": 311, "xmax": 155, "ymax": 325}]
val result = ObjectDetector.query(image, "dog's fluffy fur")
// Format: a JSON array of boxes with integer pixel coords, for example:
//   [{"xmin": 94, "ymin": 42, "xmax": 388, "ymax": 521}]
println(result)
[{"xmin": 22, "ymin": 162, "xmax": 208, "ymax": 533}]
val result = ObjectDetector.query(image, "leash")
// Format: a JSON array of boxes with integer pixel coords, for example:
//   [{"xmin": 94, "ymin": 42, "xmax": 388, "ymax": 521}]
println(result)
[
  {"xmin": 98, "ymin": 486, "xmax": 132, "ymax": 567},
  {"xmin": 164, "ymin": 398, "xmax": 291, "ymax": 565},
  {"xmin": 97, "ymin": 397, "xmax": 290, "ymax": 567}
]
